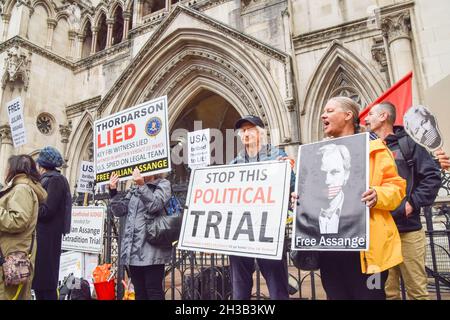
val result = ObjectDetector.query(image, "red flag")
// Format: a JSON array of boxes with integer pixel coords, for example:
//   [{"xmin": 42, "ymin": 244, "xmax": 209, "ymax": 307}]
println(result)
[{"xmin": 359, "ymin": 72, "xmax": 413, "ymax": 126}]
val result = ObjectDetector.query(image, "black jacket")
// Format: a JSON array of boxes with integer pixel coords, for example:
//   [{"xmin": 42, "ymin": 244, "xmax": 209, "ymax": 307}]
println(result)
[
  {"xmin": 32, "ymin": 170, "xmax": 72, "ymax": 290},
  {"xmin": 385, "ymin": 126, "xmax": 441, "ymax": 233}
]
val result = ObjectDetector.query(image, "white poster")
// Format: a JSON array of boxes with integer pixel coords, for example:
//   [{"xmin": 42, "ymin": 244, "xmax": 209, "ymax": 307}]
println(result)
[
  {"xmin": 94, "ymin": 96, "xmax": 171, "ymax": 185},
  {"xmin": 188, "ymin": 129, "xmax": 211, "ymax": 169},
  {"xmin": 292, "ymin": 133, "xmax": 370, "ymax": 252},
  {"xmin": 77, "ymin": 161, "xmax": 95, "ymax": 194},
  {"xmin": 178, "ymin": 161, "xmax": 291, "ymax": 260},
  {"xmin": 6, "ymin": 97, "xmax": 26, "ymax": 147},
  {"xmin": 58, "ymin": 251, "xmax": 84, "ymax": 284},
  {"xmin": 62, "ymin": 206, "xmax": 106, "ymax": 254}
]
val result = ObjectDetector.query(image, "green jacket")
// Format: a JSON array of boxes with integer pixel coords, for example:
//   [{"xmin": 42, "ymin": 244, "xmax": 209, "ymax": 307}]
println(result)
[{"xmin": 0, "ymin": 174, "xmax": 47, "ymax": 300}]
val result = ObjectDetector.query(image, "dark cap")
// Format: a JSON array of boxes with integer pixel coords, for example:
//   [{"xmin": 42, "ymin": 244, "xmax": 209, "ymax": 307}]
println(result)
[{"xmin": 234, "ymin": 115, "xmax": 265, "ymax": 130}]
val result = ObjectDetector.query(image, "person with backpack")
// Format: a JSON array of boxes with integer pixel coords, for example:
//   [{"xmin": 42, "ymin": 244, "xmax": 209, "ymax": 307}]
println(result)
[
  {"xmin": 365, "ymin": 102, "xmax": 442, "ymax": 300},
  {"xmin": 32, "ymin": 146, "xmax": 72, "ymax": 300},
  {"xmin": 0, "ymin": 155, "xmax": 47, "ymax": 300},
  {"xmin": 108, "ymin": 169, "xmax": 172, "ymax": 300}
]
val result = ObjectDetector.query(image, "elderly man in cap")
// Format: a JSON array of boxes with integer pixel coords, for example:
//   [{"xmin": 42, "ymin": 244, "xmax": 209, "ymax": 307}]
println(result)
[
  {"xmin": 229, "ymin": 115, "xmax": 295, "ymax": 300},
  {"xmin": 32, "ymin": 146, "xmax": 72, "ymax": 300}
]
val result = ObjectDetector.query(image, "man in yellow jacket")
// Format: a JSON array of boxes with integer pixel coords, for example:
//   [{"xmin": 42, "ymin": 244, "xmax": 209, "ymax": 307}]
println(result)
[{"xmin": 317, "ymin": 97, "xmax": 406, "ymax": 300}]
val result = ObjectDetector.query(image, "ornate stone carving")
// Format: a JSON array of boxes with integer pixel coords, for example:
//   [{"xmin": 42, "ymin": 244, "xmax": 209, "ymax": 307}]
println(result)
[
  {"xmin": 67, "ymin": 3, "xmax": 82, "ymax": 31},
  {"xmin": 2, "ymin": 45, "xmax": 32, "ymax": 91},
  {"xmin": 381, "ymin": 12, "xmax": 411, "ymax": 43},
  {"xmin": 36, "ymin": 113, "xmax": 55, "ymax": 135},
  {"xmin": 59, "ymin": 123, "xmax": 73, "ymax": 144},
  {"xmin": 371, "ymin": 37, "xmax": 388, "ymax": 72},
  {"xmin": 0, "ymin": 124, "xmax": 13, "ymax": 145}
]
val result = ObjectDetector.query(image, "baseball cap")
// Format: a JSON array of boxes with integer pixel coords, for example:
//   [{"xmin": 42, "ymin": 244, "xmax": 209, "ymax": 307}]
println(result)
[{"xmin": 234, "ymin": 115, "xmax": 265, "ymax": 130}]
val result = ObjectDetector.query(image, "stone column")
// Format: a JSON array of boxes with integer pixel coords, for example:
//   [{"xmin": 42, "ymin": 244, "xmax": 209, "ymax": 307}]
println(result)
[
  {"xmin": 67, "ymin": 30, "xmax": 77, "ymax": 60},
  {"xmin": 1, "ymin": 14, "xmax": 11, "ymax": 42},
  {"xmin": 137, "ymin": 0, "xmax": 145, "ymax": 25},
  {"xmin": 106, "ymin": 18, "xmax": 114, "ymax": 48},
  {"xmin": 0, "ymin": 125, "xmax": 14, "ymax": 184},
  {"xmin": 76, "ymin": 33, "xmax": 84, "ymax": 59},
  {"xmin": 90, "ymin": 27, "xmax": 98, "ymax": 54},
  {"xmin": 382, "ymin": 11, "xmax": 419, "ymax": 102},
  {"xmin": 122, "ymin": 11, "xmax": 131, "ymax": 40},
  {"xmin": 45, "ymin": 19, "xmax": 57, "ymax": 50},
  {"xmin": 166, "ymin": 0, "xmax": 172, "ymax": 12},
  {"xmin": 59, "ymin": 124, "xmax": 72, "ymax": 176}
]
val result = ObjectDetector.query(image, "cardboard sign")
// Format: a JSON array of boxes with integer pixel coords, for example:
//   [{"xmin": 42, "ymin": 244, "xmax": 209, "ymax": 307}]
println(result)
[
  {"xmin": 404, "ymin": 105, "xmax": 443, "ymax": 152},
  {"xmin": 6, "ymin": 97, "xmax": 26, "ymax": 147},
  {"xmin": 188, "ymin": 129, "xmax": 211, "ymax": 169},
  {"xmin": 178, "ymin": 161, "xmax": 291, "ymax": 260},
  {"xmin": 62, "ymin": 207, "xmax": 106, "ymax": 254},
  {"xmin": 59, "ymin": 251, "xmax": 84, "ymax": 284},
  {"xmin": 77, "ymin": 161, "xmax": 95, "ymax": 194},
  {"xmin": 292, "ymin": 133, "xmax": 370, "ymax": 251},
  {"xmin": 94, "ymin": 96, "xmax": 171, "ymax": 185}
]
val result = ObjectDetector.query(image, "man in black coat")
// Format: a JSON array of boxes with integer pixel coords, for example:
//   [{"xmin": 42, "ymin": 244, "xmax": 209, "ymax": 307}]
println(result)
[
  {"xmin": 365, "ymin": 102, "xmax": 442, "ymax": 300},
  {"xmin": 32, "ymin": 146, "xmax": 72, "ymax": 300}
]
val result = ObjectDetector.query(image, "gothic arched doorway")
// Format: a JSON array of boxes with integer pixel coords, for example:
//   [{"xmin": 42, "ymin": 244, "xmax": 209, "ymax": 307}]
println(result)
[{"xmin": 169, "ymin": 89, "xmax": 242, "ymax": 195}]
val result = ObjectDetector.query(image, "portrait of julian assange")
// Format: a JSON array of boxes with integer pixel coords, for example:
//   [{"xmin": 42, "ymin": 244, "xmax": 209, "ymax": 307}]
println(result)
[
  {"xmin": 404, "ymin": 105, "xmax": 443, "ymax": 151},
  {"xmin": 293, "ymin": 133, "xmax": 369, "ymax": 251}
]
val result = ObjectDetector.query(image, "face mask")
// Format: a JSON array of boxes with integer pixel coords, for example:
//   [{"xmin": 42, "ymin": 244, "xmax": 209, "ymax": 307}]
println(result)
[{"xmin": 327, "ymin": 185, "xmax": 342, "ymax": 200}]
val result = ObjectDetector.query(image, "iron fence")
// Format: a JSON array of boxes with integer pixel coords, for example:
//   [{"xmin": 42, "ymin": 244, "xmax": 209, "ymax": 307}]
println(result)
[{"xmin": 94, "ymin": 171, "xmax": 450, "ymax": 300}]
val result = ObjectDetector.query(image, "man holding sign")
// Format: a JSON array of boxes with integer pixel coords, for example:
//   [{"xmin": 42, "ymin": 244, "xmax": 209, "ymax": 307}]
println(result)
[{"xmin": 229, "ymin": 116, "xmax": 295, "ymax": 300}]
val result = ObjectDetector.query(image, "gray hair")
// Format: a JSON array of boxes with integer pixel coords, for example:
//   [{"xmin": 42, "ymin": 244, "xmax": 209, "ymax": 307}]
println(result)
[
  {"xmin": 374, "ymin": 102, "xmax": 397, "ymax": 124},
  {"xmin": 328, "ymin": 97, "xmax": 361, "ymax": 133}
]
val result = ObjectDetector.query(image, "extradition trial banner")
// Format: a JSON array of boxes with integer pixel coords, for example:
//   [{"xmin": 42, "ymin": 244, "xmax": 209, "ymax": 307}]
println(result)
[
  {"xmin": 178, "ymin": 161, "xmax": 291, "ymax": 260},
  {"xmin": 94, "ymin": 96, "xmax": 171, "ymax": 185}
]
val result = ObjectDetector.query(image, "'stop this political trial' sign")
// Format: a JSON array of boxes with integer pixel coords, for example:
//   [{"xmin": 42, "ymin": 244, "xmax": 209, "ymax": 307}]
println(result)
[
  {"xmin": 94, "ymin": 96, "xmax": 171, "ymax": 185},
  {"xmin": 178, "ymin": 161, "xmax": 291, "ymax": 260}
]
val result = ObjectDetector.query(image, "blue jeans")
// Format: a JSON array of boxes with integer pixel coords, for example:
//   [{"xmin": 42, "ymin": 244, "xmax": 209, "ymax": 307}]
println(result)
[{"xmin": 229, "ymin": 255, "xmax": 289, "ymax": 300}]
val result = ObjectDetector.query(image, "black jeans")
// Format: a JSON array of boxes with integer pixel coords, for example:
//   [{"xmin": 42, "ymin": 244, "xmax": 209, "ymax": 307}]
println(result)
[
  {"xmin": 319, "ymin": 251, "xmax": 389, "ymax": 300},
  {"xmin": 128, "ymin": 264, "xmax": 165, "ymax": 300}
]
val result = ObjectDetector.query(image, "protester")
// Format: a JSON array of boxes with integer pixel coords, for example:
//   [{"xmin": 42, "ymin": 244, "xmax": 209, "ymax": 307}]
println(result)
[
  {"xmin": 0, "ymin": 155, "xmax": 47, "ymax": 300},
  {"xmin": 365, "ymin": 102, "xmax": 442, "ymax": 300},
  {"xmin": 109, "ymin": 168, "xmax": 171, "ymax": 300},
  {"xmin": 32, "ymin": 147, "xmax": 72, "ymax": 300},
  {"xmin": 309, "ymin": 96, "xmax": 406, "ymax": 300},
  {"xmin": 229, "ymin": 115, "xmax": 295, "ymax": 300}
]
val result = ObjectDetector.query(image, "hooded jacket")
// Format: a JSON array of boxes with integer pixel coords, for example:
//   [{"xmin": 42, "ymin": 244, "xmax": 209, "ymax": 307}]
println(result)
[
  {"xmin": 109, "ymin": 179, "xmax": 172, "ymax": 266},
  {"xmin": 0, "ymin": 174, "xmax": 47, "ymax": 300},
  {"xmin": 384, "ymin": 126, "xmax": 441, "ymax": 233}
]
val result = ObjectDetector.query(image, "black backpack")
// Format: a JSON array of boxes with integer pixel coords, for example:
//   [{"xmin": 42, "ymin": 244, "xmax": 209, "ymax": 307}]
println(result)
[{"xmin": 397, "ymin": 135, "xmax": 416, "ymax": 198}]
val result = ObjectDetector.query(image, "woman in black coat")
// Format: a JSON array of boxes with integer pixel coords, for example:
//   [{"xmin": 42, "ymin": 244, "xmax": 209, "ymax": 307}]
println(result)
[{"xmin": 31, "ymin": 146, "xmax": 72, "ymax": 300}]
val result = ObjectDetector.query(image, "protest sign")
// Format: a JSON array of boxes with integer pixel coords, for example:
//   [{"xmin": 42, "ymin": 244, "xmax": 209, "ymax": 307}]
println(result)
[
  {"xmin": 62, "ymin": 206, "xmax": 106, "ymax": 254},
  {"xmin": 58, "ymin": 251, "xmax": 84, "ymax": 284},
  {"xmin": 77, "ymin": 161, "xmax": 95, "ymax": 194},
  {"xmin": 178, "ymin": 161, "xmax": 291, "ymax": 260},
  {"xmin": 6, "ymin": 97, "xmax": 26, "ymax": 147},
  {"xmin": 292, "ymin": 133, "xmax": 369, "ymax": 251},
  {"xmin": 94, "ymin": 96, "xmax": 171, "ymax": 185},
  {"xmin": 188, "ymin": 129, "xmax": 210, "ymax": 169}
]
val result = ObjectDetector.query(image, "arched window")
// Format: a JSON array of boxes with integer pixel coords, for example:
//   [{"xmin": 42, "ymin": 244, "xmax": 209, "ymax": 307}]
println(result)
[
  {"xmin": 96, "ymin": 14, "xmax": 107, "ymax": 52},
  {"xmin": 112, "ymin": 6, "xmax": 124, "ymax": 46},
  {"xmin": 81, "ymin": 21, "xmax": 92, "ymax": 58}
]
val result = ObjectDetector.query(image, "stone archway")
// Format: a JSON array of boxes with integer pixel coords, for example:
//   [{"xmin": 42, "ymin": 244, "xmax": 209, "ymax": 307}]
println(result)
[{"xmin": 169, "ymin": 89, "xmax": 241, "ymax": 188}]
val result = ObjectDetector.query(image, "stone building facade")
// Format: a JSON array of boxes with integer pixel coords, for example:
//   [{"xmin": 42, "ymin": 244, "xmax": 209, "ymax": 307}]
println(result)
[{"xmin": 0, "ymin": 0, "xmax": 449, "ymax": 195}]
